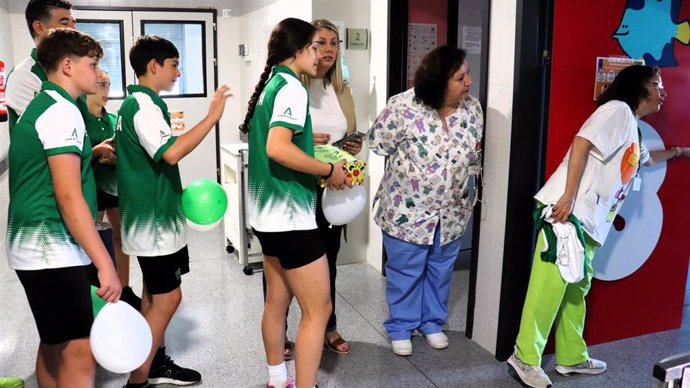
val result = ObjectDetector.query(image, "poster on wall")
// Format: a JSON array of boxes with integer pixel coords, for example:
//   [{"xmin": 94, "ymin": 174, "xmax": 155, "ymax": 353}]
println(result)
[
  {"xmin": 462, "ymin": 25, "xmax": 482, "ymax": 54},
  {"xmin": 593, "ymin": 56, "xmax": 645, "ymax": 100},
  {"xmin": 407, "ymin": 23, "xmax": 437, "ymax": 86}
]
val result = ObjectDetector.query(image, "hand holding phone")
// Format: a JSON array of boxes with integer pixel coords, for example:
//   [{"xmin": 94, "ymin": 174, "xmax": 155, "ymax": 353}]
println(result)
[{"xmin": 332, "ymin": 131, "xmax": 366, "ymax": 149}]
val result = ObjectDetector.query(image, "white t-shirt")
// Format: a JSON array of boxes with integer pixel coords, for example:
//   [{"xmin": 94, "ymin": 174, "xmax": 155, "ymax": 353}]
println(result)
[
  {"xmin": 535, "ymin": 100, "xmax": 650, "ymax": 245},
  {"xmin": 308, "ymin": 79, "xmax": 348, "ymax": 143}
]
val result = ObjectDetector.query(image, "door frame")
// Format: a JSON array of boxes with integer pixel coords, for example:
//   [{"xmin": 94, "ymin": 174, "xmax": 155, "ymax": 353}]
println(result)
[
  {"xmin": 74, "ymin": 6, "xmax": 221, "ymax": 183},
  {"xmin": 494, "ymin": 0, "xmax": 554, "ymax": 361},
  {"xmin": 386, "ymin": 0, "xmax": 491, "ymax": 340}
]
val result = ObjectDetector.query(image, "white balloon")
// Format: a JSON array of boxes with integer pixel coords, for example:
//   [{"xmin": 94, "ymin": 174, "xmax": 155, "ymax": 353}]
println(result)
[
  {"xmin": 186, "ymin": 218, "xmax": 222, "ymax": 231},
  {"xmin": 322, "ymin": 185, "xmax": 366, "ymax": 226},
  {"xmin": 90, "ymin": 301, "xmax": 152, "ymax": 373}
]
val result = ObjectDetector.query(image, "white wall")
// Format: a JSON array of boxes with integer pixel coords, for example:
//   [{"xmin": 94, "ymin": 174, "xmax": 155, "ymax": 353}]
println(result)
[
  {"xmin": 234, "ymin": 0, "xmax": 311, "ymax": 146},
  {"xmin": 311, "ymin": 0, "xmax": 370, "ymax": 265},
  {"xmin": 0, "ymin": 0, "xmax": 13, "ymax": 265},
  {"xmin": 364, "ymin": 0, "xmax": 388, "ymax": 272},
  {"xmin": 472, "ymin": 0, "xmax": 517, "ymax": 354}
]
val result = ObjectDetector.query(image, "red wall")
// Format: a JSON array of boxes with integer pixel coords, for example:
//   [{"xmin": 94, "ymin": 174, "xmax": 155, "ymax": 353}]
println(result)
[
  {"xmin": 409, "ymin": 0, "xmax": 448, "ymax": 47},
  {"xmin": 408, "ymin": 0, "xmax": 448, "ymax": 88},
  {"xmin": 549, "ymin": 0, "xmax": 690, "ymax": 344}
]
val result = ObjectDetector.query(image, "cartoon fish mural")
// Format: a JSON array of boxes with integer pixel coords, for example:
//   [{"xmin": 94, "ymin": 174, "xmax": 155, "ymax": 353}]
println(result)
[{"xmin": 613, "ymin": 0, "xmax": 690, "ymax": 67}]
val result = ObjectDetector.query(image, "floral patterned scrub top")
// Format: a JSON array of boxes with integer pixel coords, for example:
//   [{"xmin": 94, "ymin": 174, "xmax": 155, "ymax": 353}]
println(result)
[{"xmin": 368, "ymin": 88, "xmax": 484, "ymax": 246}]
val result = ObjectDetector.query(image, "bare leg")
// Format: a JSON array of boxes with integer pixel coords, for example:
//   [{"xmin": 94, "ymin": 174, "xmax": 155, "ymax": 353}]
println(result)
[
  {"xmin": 36, "ymin": 339, "xmax": 95, "ymax": 388},
  {"xmin": 285, "ymin": 256, "xmax": 332, "ymax": 388},
  {"xmin": 36, "ymin": 344, "xmax": 59, "ymax": 388},
  {"xmin": 56, "ymin": 338, "xmax": 95, "ymax": 388},
  {"xmin": 127, "ymin": 285, "xmax": 181, "ymax": 384},
  {"xmin": 105, "ymin": 207, "xmax": 130, "ymax": 287},
  {"xmin": 262, "ymin": 256, "xmax": 293, "ymax": 366}
]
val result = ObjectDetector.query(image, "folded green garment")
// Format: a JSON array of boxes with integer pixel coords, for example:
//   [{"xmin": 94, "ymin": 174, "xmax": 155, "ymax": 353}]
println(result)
[{"xmin": 0, "ymin": 377, "xmax": 24, "ymax": 388}]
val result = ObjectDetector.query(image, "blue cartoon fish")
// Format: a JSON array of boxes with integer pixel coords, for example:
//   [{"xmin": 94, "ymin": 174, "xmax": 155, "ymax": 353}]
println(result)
[{"xmin": 613, "ymin": 0, "xmax": 690, "ymax": 66}]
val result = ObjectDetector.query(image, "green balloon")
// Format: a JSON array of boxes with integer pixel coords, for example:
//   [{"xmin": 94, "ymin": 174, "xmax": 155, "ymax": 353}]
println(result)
[
  {"xmin": 181, "ymin": 179, "xmax": 228, "ymax": 225},
  {"xmin": 91, "ymin": 285, "xmax": 107, "ymax": 318}
]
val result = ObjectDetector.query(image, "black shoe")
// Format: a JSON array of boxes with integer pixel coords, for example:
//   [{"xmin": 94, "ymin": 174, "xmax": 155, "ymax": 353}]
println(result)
[
  {"xmin": 122, "ymin": 383, "xmax": 151, "ymax": 388},
  {"xmin": 148, "ymin": 356, "xmax": 201, "ymax": 386},
  {"xmin": 120, "ymin": 286, "xmax": 142, "ymax": 311}
]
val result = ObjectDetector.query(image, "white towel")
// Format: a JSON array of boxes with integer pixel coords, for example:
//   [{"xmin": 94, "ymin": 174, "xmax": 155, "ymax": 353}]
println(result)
[{"xmin": 541, "ymin": 205, "xmax": 586, "ymax": 283}]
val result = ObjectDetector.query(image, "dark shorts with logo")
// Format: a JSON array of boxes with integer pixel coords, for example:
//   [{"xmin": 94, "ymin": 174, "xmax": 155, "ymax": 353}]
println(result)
[{"xmin": 137, "ymin": 246, "xmax": 190, "ymax": 294}]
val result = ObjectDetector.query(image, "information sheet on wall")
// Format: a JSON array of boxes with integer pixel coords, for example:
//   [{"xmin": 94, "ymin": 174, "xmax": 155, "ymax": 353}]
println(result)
[
  {"xmin": 407, "ymin": 23, "xmax": 437, "ymax": 86},
  {"xmin": 593, "ymin": 56, "xmax": 644, "ymax": 100},
  {"xmin": 462, "ymin": 25, "xmax": 482, "ymax": 54}
]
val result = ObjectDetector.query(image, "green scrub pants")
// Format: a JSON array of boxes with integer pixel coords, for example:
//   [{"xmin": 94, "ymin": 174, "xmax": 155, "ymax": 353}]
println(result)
[{"xmin": 515, "ymin": 230, "xmax": 598, "ymax": 366}]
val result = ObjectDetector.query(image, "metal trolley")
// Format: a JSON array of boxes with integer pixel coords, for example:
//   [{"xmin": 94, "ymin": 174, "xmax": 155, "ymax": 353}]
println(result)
[{"xmin": 220, "ymin": 143, "xmax": 263, "ymax": 275}]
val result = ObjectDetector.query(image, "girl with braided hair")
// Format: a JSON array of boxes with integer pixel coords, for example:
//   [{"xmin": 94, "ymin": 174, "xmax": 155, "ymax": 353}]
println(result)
[{"xmin": 240, "ymin": 17, "xmax": 350, "ymax": 388}]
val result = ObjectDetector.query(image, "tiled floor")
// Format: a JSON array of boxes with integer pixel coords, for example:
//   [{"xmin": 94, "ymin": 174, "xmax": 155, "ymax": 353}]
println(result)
[{"xmin": 1, "ymin": 227, "xmax": 689, "ymax": 387}]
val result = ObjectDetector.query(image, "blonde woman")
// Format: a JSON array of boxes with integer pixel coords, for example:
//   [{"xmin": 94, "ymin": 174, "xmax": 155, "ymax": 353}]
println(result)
[{"xmin": 306, "ymin": 18, "xmax": 361, "ymax": 355}]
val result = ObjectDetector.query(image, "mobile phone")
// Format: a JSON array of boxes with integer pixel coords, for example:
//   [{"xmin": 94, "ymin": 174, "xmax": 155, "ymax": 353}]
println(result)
[{"xmin": 332, "ymin": 131, "xmax": 366, "ymax": 148}]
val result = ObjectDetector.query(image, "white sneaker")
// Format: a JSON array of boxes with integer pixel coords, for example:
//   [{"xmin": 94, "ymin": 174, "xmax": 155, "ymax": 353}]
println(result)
[
  {"xmin": 424, "ymin": 332, "xmax": 449, "ymax": 349},
  {"xmin": 507, "ymin": 350, "xmax": 552, "ymax": 388},
  {"xmin": 391, "ymin": 339, "xmax": 412, "ymax": 356},
  {"xmin": 555, "ymin": 358, "xmax": 607, "ymax": 376}
]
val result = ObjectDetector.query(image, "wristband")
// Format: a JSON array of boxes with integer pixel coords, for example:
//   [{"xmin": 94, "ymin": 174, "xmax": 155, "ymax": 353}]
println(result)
[
  {"xmin": 322, "ymin": 162, "xmax": 335, "ymax": 179},
  {"xmin": 674, "ymin": 146, "xmax": 683, "ymax": 157}
]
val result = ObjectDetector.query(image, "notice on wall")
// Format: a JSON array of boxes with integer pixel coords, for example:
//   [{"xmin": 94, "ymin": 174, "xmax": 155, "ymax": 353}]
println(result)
[
  {"xmin": 593, "ymin": 56, "xmax": 645, "ymax": 100},
  {"xmin": 462, "ymin": 25, "xmax": 482, "ymax": 54},
  {"xmin": 407, "ymin": 23, "xmax": 437, "ymax": 86},
  {"xmin": 170, "ymin": 110, "xmax": 186, "ymax": 134}
]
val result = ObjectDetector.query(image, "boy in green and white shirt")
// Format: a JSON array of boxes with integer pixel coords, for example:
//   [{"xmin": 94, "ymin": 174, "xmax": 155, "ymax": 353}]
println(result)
[
  {"xmin": 5, "ymin": 0, "xmax": 75, "ymax": 134},
  {"xmin": 116, "ymin": 35, "xmax": 230, "ymax": 388},
  {"xmin": 7, "ymin": 28, "xmax": 120, "ymax": 388}
]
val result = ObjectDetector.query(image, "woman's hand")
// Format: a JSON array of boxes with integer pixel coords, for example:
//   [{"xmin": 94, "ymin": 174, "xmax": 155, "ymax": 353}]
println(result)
[
  {"xmin": 327, "ymin": 160, "xmax": 353, "ymax": 190},
  {"xmin": 680, "ymin": 146, "xmax": 690, "ymax": 158},
  {"xmin": 313, "ymin": 132, "xmax": 331, "ymax": 145},
  {"xmin": 551, "ymin": 194, "xmax": 575, "ymax": 223},
  {"xmin": 343, "ymin": 138, "xmax": 363, "ymax": 155}
]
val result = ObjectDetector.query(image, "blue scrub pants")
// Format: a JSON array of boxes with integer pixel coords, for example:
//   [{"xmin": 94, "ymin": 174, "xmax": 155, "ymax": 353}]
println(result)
[{"xmin": 382, "ymin": 227, "xmax": 462, "ymax": 340}]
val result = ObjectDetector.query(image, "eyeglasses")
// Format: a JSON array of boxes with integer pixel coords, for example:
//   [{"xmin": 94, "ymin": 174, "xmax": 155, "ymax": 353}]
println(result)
[{"xmin": 650, "ymin": 80, "xmax": 664, "ymax": 91}]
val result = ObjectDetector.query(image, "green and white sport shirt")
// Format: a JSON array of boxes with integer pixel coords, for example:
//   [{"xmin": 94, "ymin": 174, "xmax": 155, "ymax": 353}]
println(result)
[
  {"xmin": 116, "ymin": 84, "xmax": 186, "ymax": 256},
  {"xmin": 248, "ymin": 65, "xmax": 317, "ymax": 232},
  {"xmin": 6, "ymin": 81, "xmax": 97, "ymax": 270},
  {"xmin": 85, "ymin": 109, "xmax": 118, "ymax": 195},
  {"xmin": 5, "ymin": 49, "xmax": 48, "ymax": 134}
]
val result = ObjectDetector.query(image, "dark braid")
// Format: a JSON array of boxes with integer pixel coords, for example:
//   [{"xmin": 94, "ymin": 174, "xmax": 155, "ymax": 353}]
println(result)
[
  {"xmin": 239, "ymin": 18, "xmax": 316, "ymax": 134},
  {"xmin": 239, "ymin": 59, "xmax": 276, "ymax": 134}
]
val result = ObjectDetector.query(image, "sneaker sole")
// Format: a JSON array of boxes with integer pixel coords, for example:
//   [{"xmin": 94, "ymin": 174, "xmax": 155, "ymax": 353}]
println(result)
[
  {"xmin": 555, "ymin": 365, "xmax": 607, "ymax": 376},
  {"xmin": 425, "ymin": 338, "xmax": 449, "ymax": 349},
  {"xmin": 147, "ymin": 377, "xmax": 201, "ymax": 386},
  {"xmin": 507, "ymin": 356, "xmax": 551, "ymax": 388}
]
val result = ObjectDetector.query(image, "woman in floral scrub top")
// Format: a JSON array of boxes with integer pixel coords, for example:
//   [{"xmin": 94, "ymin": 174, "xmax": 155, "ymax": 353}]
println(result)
[{"xmin": 368, "ymin": 46, "xmax": 483, "ymax": 356}]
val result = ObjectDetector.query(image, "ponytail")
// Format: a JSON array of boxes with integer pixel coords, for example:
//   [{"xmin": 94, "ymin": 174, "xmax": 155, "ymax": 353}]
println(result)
[{"xmin": 239, "ymin": 59, "xmax": 275, "ymax": 134}]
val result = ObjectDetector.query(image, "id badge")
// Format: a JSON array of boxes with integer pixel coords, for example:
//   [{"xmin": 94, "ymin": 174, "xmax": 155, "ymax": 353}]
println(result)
[{"xmin": 632, "ymin": 173, "xmax": 642, "ymax": 191}]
